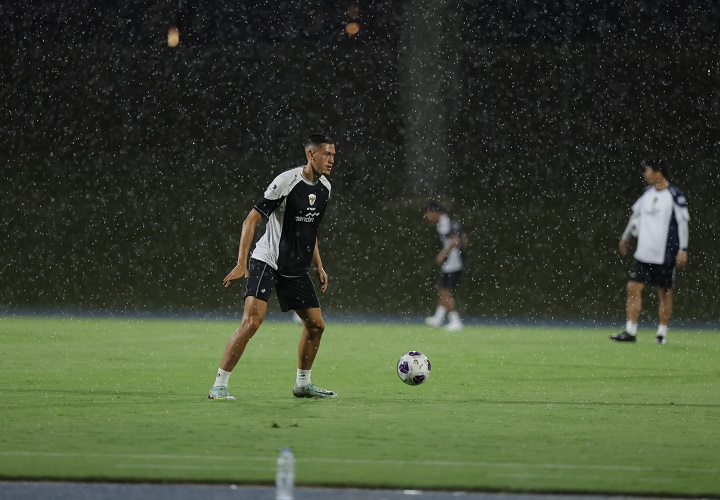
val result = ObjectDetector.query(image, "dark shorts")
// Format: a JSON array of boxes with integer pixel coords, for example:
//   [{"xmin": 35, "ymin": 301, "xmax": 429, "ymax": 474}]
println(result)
[
  {"xmin": 438, "ymin": 270, "xmax": 463, "ymax": 290},
  {"xmin": 245, "ymin": 258, "xmax": 320, "ymax": 312},
  {"xmin": 628, "ymin": 260, "xmax": 676, "ymax": 290}
]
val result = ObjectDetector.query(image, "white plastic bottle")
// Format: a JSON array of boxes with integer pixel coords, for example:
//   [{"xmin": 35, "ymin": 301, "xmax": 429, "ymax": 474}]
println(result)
[{"xmin": 275, "ymin": 447, "xmax": 295, "ymax": 500}]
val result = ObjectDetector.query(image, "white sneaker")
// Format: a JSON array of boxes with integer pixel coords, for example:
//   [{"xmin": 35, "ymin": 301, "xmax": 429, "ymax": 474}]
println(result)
[
  {"xmin": 446, "ymin": 321, "xmax": 463, "ymax": 332},
  {"xmin": 208, "ymin": 386, "xmax": 236, "ymax": 401},
  {"xmin": 425, "ymin": 316, "xmax": 443, "ymax": 327}
]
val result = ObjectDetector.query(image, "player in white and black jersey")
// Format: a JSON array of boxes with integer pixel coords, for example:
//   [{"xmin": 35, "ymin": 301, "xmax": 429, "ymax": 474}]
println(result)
[
  {"xmin": 423, "ymin": 202, "xmax": 468, "ymax": 332},
  {"xmin": 209, "ymin": 134, "xmax": 337, "ymax": 400},
  {"xmin": 611, "ymin": 159, "xmax": 689, "ymax": 345}
]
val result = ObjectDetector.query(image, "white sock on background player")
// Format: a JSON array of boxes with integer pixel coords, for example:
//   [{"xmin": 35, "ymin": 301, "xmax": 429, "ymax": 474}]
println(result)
[
  {"xmin": 432, "ymin": 306, "xmax": 447, "ymax": 322},
  {"xmin": 625, "ymin": 321, "xmax": 638, "ymax": 336}
]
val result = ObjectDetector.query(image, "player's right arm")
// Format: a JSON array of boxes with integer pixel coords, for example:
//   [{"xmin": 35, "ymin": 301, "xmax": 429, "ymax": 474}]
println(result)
[
  {"xmin": 435, "ymin": 235, "xmax": 461, "ymax": 265},
  {"xmin": 619, "ymin": 199, "xmax": 641, "ymax": 256},
  {"xmin": 223, "ymin": 208, "xmax": 264, "ymax": 287}
]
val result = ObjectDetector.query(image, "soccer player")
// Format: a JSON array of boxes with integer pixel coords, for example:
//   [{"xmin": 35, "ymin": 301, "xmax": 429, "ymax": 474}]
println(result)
[
  {"xmin": 208, "ymin": 134, "xmax": 337, "ymax": 400},
  {"xmin": 423, "ymin": 202, "xmax": 467, "ymax": 332},
  {"xmin": 611, "ymin": 159, "xmax": 690, "ymax": 345}
]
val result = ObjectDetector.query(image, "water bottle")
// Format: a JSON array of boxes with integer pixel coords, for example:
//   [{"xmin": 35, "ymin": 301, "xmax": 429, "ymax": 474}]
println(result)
[{"xmin": 275, "ymin": 447, "xmax": 295, "ymax": 500}]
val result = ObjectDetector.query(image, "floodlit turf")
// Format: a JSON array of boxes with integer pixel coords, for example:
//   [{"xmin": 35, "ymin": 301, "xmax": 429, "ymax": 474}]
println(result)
[{"xmin": 1, "ymin": 316, "xmax": 720, "ymax": 497}]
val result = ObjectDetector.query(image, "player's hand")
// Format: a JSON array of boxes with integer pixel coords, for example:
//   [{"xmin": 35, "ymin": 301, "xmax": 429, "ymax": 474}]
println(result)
[
  {"xmin": 223, "ymin": 264, "xmax": 248, "ymax": 287},
  {"xmin": 618, "ymin": 240, "xmax": 628, "ymax": 256},
  {"xmin": 676, "ymin": 251, "xmax": 688, "ymax": 269},
  {"xmin": 316, "ymin": 267, "xmax": 329, "ymax": 294},
  {"xmin": 435, "ymin": 253, "xmax": 446, "ymax": 266}
]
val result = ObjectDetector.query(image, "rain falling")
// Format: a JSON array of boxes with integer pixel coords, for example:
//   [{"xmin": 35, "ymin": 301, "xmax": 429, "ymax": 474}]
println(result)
[{"xmin": 2, "ymin": 0, "xmax": 718, "ymax": 323}]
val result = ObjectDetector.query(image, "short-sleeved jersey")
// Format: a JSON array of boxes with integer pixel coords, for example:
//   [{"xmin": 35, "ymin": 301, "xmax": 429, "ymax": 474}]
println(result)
[
  {"xmin": 632, "ymin": 185, "xmax": 689, "ymax": 265},
  {"xmin": 436, "ymin": 214, "xmax": 465, "ymax": 273},
  {"xmin": 251, "ymin": 166, "xmax": 331, "ymax": 277}
]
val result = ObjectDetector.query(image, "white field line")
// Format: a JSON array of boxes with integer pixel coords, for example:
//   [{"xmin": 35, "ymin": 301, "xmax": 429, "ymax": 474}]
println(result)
[
  {"xmin": 493, "ymin": 472, "xmax": 674, "ymax": 483},
  {"xmin": 0, "ymin": 451, "xmax": 717, "ymax": 475},
  {"xmin": 114, "ymin": 463, "xmax": 269, "ymax": 471}
]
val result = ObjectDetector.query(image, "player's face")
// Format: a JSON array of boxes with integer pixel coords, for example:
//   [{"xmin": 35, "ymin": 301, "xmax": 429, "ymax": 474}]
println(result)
[
  {"xmin": 309, "ymin": 144, "xmax": 336, "ymax": 176},
  {"xmin": 643, "ymin": 166, "xmax": 661, "ymax": 185},
  {"xmin": 424, "ymin": 210, "xmax": 440, "ymax": 223}
]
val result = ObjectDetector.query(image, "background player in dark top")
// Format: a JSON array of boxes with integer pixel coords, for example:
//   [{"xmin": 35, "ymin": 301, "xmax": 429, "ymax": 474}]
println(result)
[
  {"xmin": 611, "ymin": 159, "xmax": 690, "ymax": 345},
  {"xmin": 209, "ymin": 134, "xmax": 337, "ymax": 400}
]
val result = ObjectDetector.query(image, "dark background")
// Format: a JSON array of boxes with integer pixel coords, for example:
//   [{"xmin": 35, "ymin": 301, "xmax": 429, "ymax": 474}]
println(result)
[{"xmin": 2, "ymin": 1, "xmax": 718, "ymax": 322}]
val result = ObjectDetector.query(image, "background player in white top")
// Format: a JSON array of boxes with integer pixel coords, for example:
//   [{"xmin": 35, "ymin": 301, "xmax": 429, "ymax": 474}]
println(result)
[
  {"xmin": 611, "ymin": 159, "xmax": 689, "ymax": 345},
  {"xmin": 423, "ymin": 202, "xmax": 468, "ymax": 332},
  {"xmin": 209, "ymin": 134, "xmax": 337, "ymax": 400}
]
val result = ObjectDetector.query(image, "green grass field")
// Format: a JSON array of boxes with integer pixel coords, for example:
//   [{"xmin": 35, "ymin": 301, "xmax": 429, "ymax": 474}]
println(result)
[{"xmin": 1, "ymin": 316, "xmax": 719, "ymax": 497}]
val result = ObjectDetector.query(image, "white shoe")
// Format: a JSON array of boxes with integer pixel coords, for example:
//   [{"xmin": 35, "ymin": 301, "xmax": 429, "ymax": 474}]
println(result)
[
  {"xmin": 208, "ymin": 386, "xmax": 236, "ymax": 401},
  {"xmin": 425, "ymin": 316, "xmax": 443, "ymax": 327},
  {"xmin": 446, "ymin": 321, "xmax": 463, "ymax": 332}
]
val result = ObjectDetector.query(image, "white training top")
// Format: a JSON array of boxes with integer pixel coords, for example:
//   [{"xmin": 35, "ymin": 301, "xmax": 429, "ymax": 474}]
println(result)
[
  {"xmin": 621, "ymin": 185, "xmax": 689, "ymax": 265},
  {"xmin": 251, "ymin": 166, "xmax": 331, "ymax": 277},
  {"xmin": 436, "ymin": 214, "xmax": 464, "ymax": 273}
]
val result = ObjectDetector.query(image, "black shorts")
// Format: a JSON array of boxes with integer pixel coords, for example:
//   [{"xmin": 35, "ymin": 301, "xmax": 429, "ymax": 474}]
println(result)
[
  {"xmin": 245, "ymin": 258, "xmax": 320, "ymax": 312},
  {"xmin": 628, "ymin": 260, "xmax": 676, "ymax": 290},
  {"xmin": 438, "ymin": 270, "xmax": 463, "ymax": 290}
]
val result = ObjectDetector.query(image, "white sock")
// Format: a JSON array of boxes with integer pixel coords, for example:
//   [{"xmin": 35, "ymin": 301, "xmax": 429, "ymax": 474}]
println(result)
[
  {"xmin": 214, "ymin": 368, "xmax": 231, "ymax": 388},
  {"xmin": 625, "ymin": 321, "xmax": 638, "ymax": 336},
  {"xmin": 657, "ymin": 324, "xmax": 668, "ymax": 337},
  {"xmin": 448, "ymin": 311, "xmax": 462, "ymax": 324},
  {"xmin": 433, "ymin": 306, "xmax": 448, "ymax": 320},
  {"xmin": 296, "ymin": 369, "xmax": 311, "ymax": 387}
]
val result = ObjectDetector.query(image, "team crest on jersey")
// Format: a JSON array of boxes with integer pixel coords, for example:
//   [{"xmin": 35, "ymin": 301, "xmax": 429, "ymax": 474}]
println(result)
[{"xmin": 308, "ymin": 194, "xmax": 316, "ymax": 206}]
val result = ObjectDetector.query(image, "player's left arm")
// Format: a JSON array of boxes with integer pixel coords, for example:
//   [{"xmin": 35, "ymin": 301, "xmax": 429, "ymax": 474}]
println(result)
[
  {"xmin": 313, "ymin": 239, "xmax": 329, "ymax": 293},
  {"xmin": 674, "ymin": 192, "xmax": 690, "ymax": 268}
]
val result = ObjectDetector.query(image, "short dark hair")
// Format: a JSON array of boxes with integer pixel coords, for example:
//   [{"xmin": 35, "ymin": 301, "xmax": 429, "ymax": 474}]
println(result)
[
  {"xmin": 643, "ymin": 159, "xmax": 670, "ymax": 180},
  {"xmin": 304, "ymin": 133, "xmax": 335, "ymax": 149},
  {"xmin": 424, "ymin": 201, "xmax": 445, "ymax": 213}
]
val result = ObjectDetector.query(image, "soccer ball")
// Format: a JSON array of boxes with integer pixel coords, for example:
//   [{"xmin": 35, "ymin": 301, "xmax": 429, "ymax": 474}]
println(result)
[{"xmin": 397, "ymin": 351, "xmax": 431, "ymax": 386}]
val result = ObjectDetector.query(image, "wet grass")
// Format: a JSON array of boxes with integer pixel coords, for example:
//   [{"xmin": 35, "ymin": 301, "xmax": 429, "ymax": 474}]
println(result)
[{"xmin": 1, "ymin": 315, "xmax": 720, "ymax": 496}]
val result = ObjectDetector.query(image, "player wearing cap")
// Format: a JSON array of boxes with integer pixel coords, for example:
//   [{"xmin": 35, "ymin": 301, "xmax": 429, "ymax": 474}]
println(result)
[
  {"xmin": 611, "ymin": 159, "xmax": 690, "ymax": 345},
  {"xmin": 208, "ymin": 134, "xmax": 337, "ymax": 400}
]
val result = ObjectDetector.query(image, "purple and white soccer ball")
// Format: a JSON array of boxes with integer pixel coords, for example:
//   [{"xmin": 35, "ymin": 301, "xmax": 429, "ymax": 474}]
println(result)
[{"xmin": 397, "ymin": 351, "xmax": 431, "ymax": 386}]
